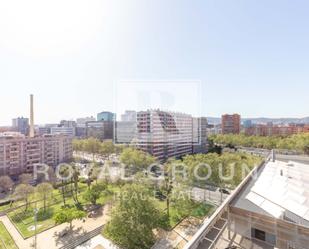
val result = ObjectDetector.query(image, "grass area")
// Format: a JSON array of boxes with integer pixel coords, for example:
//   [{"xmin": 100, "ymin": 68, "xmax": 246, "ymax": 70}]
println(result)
[
  {"xmin": 168, "ymin": 202, "xmax": 214, "ymax": 228},
  {"xmin": 7, "ymin": 183, "xmax": 120, "ymax": 238},
  {"xmin": 190, "ymin": 202, "xmax": 214, "ymax": 218},
  {"xmin": 0, "ymin": 221, "xmax": 18, "ymax": 249},
  {"xmin": 154, "ymin": 198, "xmax": 214, "ymax": 229}
]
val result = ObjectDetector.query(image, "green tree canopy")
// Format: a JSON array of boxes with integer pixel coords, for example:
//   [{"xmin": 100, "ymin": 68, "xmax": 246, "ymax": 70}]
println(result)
[
  {"xmin": 83, "ymin": 182, "xmax": 107, "ymax": 205},
  {"xmin": 14, "ymin": 184, "xmax": 34, "ymax": 211},
  {"xmin": 104, "ymin": 184, "xmax": 160, "ymax": 249},
  {"xmin": 53, "ymin": 207, "xmax": 86, "ymax": 231},
  {"xmin": 120, "ymin": 147, "xmax": 156, "ymax": 170},
  {"xmin": 210, "ymin": 133, "xmax": 309, "ymax": 153},
  {"xmin": 36, "ymin": 182, "xmax": 53, "ymax": 212}
]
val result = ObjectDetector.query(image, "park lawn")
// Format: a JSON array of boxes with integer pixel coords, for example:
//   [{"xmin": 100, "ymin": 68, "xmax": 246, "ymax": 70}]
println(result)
[
  {"xmin": 168, "ymin": 202, "xmax": 214, "ymax": 228},
  {"xmin": 0, "ymin": 182, "xmax": 89, "ymax": 213},
  {"xmin": 0, "ymin": 221, "xmax": 18, "ymax": 249},
  {"xmin": 190, "ymin": 203, "xmax": 214, "ymax": 218},
  {"xmin": 8, "ymin": 190, "xmax": 90, "ymax": 238},
  {"xmin": 154, "ymin": 199, "xmax": 214, "ymax": 229},
  {"xmin": 8, "ymin": 183, "xmax": 119, "ymax": 238},
  {"xmin": 8, "ymin": 200, "xmax": 65, "ymax": 238}
]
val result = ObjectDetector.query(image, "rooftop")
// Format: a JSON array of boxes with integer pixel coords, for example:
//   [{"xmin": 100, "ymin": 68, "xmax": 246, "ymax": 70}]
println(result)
[{"xmin": 232, "ymin": 159, "xmax": 309, "ymax": 227}]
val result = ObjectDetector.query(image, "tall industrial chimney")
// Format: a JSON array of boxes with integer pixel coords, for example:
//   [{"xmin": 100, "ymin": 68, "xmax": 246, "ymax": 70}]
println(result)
[{"xmin": 29, "ymin": 94, "xmax": 35, "ymax": 138}]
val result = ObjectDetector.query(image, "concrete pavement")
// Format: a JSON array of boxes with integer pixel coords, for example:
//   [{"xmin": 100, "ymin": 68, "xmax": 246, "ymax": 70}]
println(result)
[
  {"xmin": 75, "ymin": 234, "xmax": 119, "ymax": 249},
  {"xmin": 0, "ymin": 204, "xmax": 111, "ymax": 249}
]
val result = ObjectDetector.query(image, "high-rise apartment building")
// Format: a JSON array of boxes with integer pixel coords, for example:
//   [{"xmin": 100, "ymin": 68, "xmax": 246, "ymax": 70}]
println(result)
[
  {"xmin": 192, "ymin": 117, "xmax": 208, "ymax": 154},
  {"xmin": 137, "ymin": 110, "xmax": 194, "ymax": 161},
  {"xmin": 0, "ymin": 133, "xmax": 72, "ymax": 177},
  {"xmin": 60, "ymin": 120, "xmax": 76, "ymax": 128},
  {"xmin": 243, "ymin": 119, "xmax": 253, "ymax": 128},
  {"xmin": 221, "ymin": 114, "xmax": 241, "ymax": 134},
  {"xmin": 86, "ymin": 121, "xmax": 114, "ymax": 140},
  {"xmin": 0, "ymin": 95, "xmax": 73, "ymax": 177},
  {"xmin": 50, "ymin": 127, "xmax": 75, "ymax": 136},
  {"xmin": 97, "ymin": 112, "xmax": 116, "ymax": 122},
  {"xmin": 121, "ymin": 111, "xmax": 137, "ymax": 122},
  {"xmin": 76, "ymin": 116, "xmax": 96, "ymax": 127},
  {"xmin": 245, "ymin": 123, "xmax": 309, "ymax": 136},
  {"xmin": 115, "ymin": 121, "xmax": 137, "ymax": 144},
  {"xmin": 12, "ymin": 117, "xmax": 29, "ymax": 136}
]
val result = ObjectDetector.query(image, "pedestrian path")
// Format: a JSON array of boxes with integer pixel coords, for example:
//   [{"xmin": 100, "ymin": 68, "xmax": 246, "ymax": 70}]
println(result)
[
  {"xmin": 0, "ymin": 215, "xmax": 32, "ymax": 249},
  {"xmin": 0, "ymin": 204, "xmax": 111, "ymax": 249},
  {"xmin": 75, "ymin": 234, "xmax": 119, "ymax": 249}
]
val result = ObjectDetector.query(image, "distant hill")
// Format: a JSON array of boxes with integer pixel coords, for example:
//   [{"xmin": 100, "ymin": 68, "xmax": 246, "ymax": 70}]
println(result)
[{"xmin": 207, "ymin": 117, "xmax": 309, "ymax": 125}]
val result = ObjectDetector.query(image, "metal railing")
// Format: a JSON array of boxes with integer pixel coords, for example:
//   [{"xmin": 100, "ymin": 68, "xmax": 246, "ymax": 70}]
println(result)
[{"xmin": 183, "ymin": 152, "xmax": 271, "ymax": 249}]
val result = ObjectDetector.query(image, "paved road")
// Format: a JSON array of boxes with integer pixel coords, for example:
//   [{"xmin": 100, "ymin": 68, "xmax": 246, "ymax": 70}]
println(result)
[
  {"xmin": 238, "ymin": 148, "xmax": 309, "ymax": 163},
  {"xmin": 191, "ymin": 187, "xmax": 229, "ymax": 206},
  {"xmin": 275, "ymin": 154, "xmax": 309, "ymax": 164}
]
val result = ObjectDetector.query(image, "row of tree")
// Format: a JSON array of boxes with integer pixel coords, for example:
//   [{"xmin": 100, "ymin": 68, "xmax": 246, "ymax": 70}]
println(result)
[
  {"xmin": 181, "ymin": 152, "xmax": 262, "ymax": 188},
  {"xmin": 13, "ymin": 182, "xmax": 53, "ymax": 211},
  {"xmin": 104, "ymin": 151, "xmax": 262, "ymax": 249},
  {"xmin": 54, "ymin": 181, "xmax": 109, "ymax": 232},
  {"xmin": 73, "ymin": 138, "xmax": 125, "ymax": 159},
  {"xmin": 210, "ymin": 133, "xmax": 309, "ymax": 153}
]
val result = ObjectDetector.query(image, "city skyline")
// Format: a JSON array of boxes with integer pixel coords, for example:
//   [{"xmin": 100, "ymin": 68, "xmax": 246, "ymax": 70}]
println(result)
[
  {"xmin": 1, "ymin": 1, "xmax": 309, "ymax": 249},
  {"xmin": 1, "ymin": 0, "xmax": 309, "ymax": 125},
  {"xmin": 2, "ymin": 102, "xmax": 309, "ymax": 127}
]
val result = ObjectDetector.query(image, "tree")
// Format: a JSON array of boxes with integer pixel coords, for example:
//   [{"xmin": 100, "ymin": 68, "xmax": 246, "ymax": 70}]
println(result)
[
  {"xmin": 114, "ymin": 144, "xmax": 126, "ymax": 154},
  {"xmin": 83, "ymin": 182, "xmax": 107, "ymax": 205},
  {"xmin": 72, "ymin": 139, "xmax": 85, "ymax": 152},
  {"xmin": 71, "ymin": 164, "xmax": 80, "ymax": 204},
  {"xmin": 14, "ymin": 184, "xmax": 34, "ymax": 211},
  {"xmin": 158, "ymin": 173, "xmax": 173, "ymax": 219},
  {"xmin": 36, "ymin": 183, "xmax": 53, "ymax": 212},
  {"xmin": 84, "ymin": 138, "xmax": 101, "ymax": 161},
  {"xmin": 19, "ymin": 173, "xmax": 33, "ymax": 184},
  {"xmin": 171, "ymin": 186, "xmax": 195, "ymax": 219},
  {"xmin": 305, "ymin": 145, "xmax": 309, "ymax": 155},
  {"xmin": 120, "ymin": 148, "xmax": 156, "ymax": 170},
  {"xmin": 100, "ymin": 141, "xmax": 115, "ymax": 158},
  {"xmin": 104, "ymin": 184, "xmax": 160, "ymax": 249},
  {"xmin": 0, "ymin": 176, "xmax": 14, "ymax": 194},
  {"xmin": 209, "ymin": 133, "xmax": 309, "ymax": 154},
  {"xmin": 54, "ymin": 207, "xmax": 86, "ymax": 231},
  {"xmin": 58, "ymin": 164, "xmax": 71, "ymax": 206}
]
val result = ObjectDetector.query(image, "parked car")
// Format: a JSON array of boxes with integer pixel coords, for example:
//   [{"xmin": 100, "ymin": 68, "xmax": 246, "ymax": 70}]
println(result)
[{"xmin": 219, "ymin": 188, "xmax": 231, "ymax": 195}]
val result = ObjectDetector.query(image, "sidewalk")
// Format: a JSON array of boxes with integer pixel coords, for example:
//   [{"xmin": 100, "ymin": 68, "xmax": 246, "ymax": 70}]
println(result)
[
  {"xmin": 75, "ymin": 234, "xmax": 119, "ymax": 249},
  {"xmin": 152, "ymin": 217, "xmax": 203, "ymax": 249},
  {"xmin": 0, "ymin": 204, "xmax": 111, "ymax": 249},
  {"xmin": 0, "ymin": 215, "xmax": 32, "ymax": 249}
]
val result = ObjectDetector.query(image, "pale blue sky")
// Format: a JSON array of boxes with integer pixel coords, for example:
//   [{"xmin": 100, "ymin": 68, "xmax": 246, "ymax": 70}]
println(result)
[{"xmin": 0, "ymin": 0, "xmax": 308, "ymax": 125}]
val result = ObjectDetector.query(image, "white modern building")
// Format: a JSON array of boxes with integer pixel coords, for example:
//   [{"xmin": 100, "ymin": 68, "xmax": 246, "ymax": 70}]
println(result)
[
  {"xmin": 137, "ymin": 109, "xmax": 194, "ymax": 161},
  {"xmin": 121, "ymin": 110, "xmax": 137, "ymax": 122},
  {"xmin": 115, "ymin": 121, "xmax": 137, "ymax": 144},
  {"xmin": 76, "ymin": 116, "xmax": 96, "ymax": 127},
  {"xmin": 51, "ymin": 127, "xmax": 75, "ymax": 136},
  {"xmin": 192, "ymin": 117, "xmax": 208, "ymax": 154}
]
